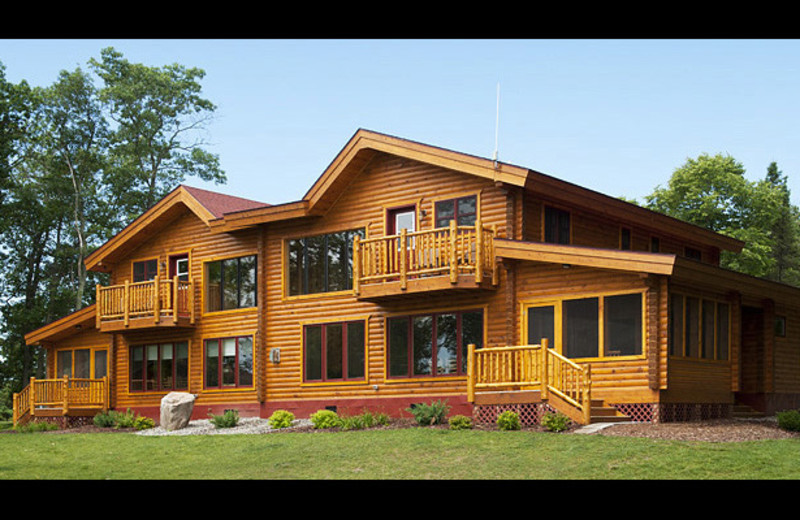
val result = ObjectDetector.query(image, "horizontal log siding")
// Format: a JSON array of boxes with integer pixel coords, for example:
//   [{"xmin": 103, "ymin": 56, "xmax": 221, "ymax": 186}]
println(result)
[
  {"xmin": 263, "ymin": 154, "xmax": 509, "ymax": 409},
  {"xmin": 515, "ymin": 262, "xmax": 658, "ymax": 404},
  {"xmin": 522, "ymin": 193, "xmax": 719, "ymax": 264},
  {"xmin": 773, "ymin": 304, "xmax": 800, "ymax": 394},
  {"xmin": 110, "ymin": 210, "xmax": 261, "ymax": 414}
]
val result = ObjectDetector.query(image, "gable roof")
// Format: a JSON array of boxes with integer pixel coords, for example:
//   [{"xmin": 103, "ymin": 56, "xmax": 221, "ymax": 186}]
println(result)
[
  {"xmin": 85, "ymin": 185, "xmax": 269, "ymax": 272},
  {"xmin": 24, "ymin": 304, "xmax": 96, "ymax": 346}
]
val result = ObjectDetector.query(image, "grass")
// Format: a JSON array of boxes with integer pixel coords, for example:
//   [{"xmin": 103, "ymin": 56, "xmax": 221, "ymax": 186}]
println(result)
[{"xmin": 1, "ymin": 427, "xmax": 799, "ymax": 479}]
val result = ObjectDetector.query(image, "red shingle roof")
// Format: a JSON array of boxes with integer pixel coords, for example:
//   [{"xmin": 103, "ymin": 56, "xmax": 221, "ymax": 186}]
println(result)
[{"xmin": 182, "ymin": 185, "xmax": 270, "ymax": 219}]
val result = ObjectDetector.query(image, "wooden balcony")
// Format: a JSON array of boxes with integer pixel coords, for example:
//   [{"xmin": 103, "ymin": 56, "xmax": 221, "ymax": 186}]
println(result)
[
  {"xmin": 13, "ymin": 376, "xmax": 109, "ymax": 427},
  {"xmin": 467, "ymin": 340, "xmax": 594, "ymax": 424},
  {"xmin": 96, "ymin": 275, "xmax": 195, "ymax": 332},
  {"xmin": 352, "ymin": 220, "xmax": 498, "ymax": 300}
]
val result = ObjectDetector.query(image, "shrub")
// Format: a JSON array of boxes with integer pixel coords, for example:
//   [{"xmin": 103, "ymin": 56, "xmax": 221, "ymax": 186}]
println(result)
[
  {"xmin": 93, "ymin": 410, "xmax": 117, "ymax": 428},
  {"xmin": 406, "ymin": 400, "xmax": 450, "ymax": 426},
  {"xmin": 358, "ymin": 409, "xmax": 389, "ymax": 428},
  {"xmin": 311, "ymin": 409, "xmax": 341, "ymax": 429},
  {"xmin": 113, "ymin": 409, "xmax": 137, "ymax": 429},
  {"xmin": 16, "ymin": 421, "xmax": 59, "ymax": 433},
  {"xmin": 133, "ymin": 416, "xmax": 156, "ymax": 430},
  {"xmin": 496, "ymin": 410, "xmax": 521, "ymax": 431},
  {"xmin": 541, "ymin": 411, "xmax": 571, "ymax": 432},
  {"xmin": 340, "ymin": 415, "xmax": 365, "ymax": 430},
  {"xmin": 209, "ymin": 409, "xmax": 240, "ymax": 428},
  {"xmin": 268, "ymin": 410, "xmax": 295, "ymax": 429},
  {"xmin": 777, "ymin": 409, "xmax": 800, "ymax": 432},
  {"xmin": 448, "ymin": 414, "xmax": 473, "ymax": 430}
]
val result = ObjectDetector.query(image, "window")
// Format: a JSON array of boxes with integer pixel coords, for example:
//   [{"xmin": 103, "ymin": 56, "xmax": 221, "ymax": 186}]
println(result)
[
  {"xmin": 526, "ymin": 292, "xmax": 643, "ymax": 359},
  {"xmin": 204, "ymin": 336, "xmax": 253, "ymax": 389},
  {"xmin": 205, "ymin": 255, "xmax": 257, "ymax": 312},
  {"xmin": 129, "ymin": 342, "xmax": 188, "ymax": 392},
  {"xmin": 685, "ymin": 247, "xmax": 702, "ymax": 261},
  {"xmin": 287, "ymin": 229, "xmax": 364, "ymax": 296},
  {"xmin": 387, "ymin": 310, "xmax": 483, "ymax": 378},
  {"xmin": 304, "ymin": 320, "xmax": 366, "ymax": 382},
  {"xmin": 620, "ymin": 228, "xmax": 631, "ymax": 250},
  {"xmin": 544, "ymin": 206, "xmax": 570, "ymax": 244},
  {"xmin": 435, "ymin": 195, "xmax": 477, "ymax": 228},
  {"xmin": 668, "ymin": 293, "xmax": 730, "ymax": 361},
  {"xmin": 650, "ymin": 237, "xmax": 660, "ymax": 253},
  {"xmin": 56, "ymin": 348, "xmax": 107, "ymax": 379},
  {"xmin": 775, "ymin": 316, "xmax": 787, "ymax": 337},
  {"xmin": 133, "ymin": 259, "xmax": 158, "ymax": 282}
]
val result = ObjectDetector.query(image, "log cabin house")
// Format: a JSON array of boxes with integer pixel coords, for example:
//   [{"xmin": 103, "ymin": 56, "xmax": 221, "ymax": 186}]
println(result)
[{"xmin": 15, "ymin": 129, "xmax": 800, "ymax": 427}]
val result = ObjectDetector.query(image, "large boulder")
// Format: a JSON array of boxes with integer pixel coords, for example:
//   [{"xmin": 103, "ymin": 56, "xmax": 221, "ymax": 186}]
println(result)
[{"xmin": 160, "ymin": 392, "xmax": 196, "ymax": 431}]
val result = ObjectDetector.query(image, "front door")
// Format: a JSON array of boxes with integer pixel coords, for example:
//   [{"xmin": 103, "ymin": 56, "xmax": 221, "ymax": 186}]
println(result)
[
  {"xmin": 169, "ymin": 254, "xmax": 189, "ymax": 281},
  {"xmin": 387, "ymin": 206, "xmax": 416, "ymax": 235}
]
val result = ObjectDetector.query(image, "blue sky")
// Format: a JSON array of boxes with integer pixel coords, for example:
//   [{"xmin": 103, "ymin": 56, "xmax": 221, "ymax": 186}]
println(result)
[{"xmin": 3, "ymin": 39, "xmax": 800, "ymax": 207}]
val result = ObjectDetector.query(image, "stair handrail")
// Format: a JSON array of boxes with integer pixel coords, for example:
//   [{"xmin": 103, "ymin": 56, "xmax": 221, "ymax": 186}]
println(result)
[{"xmin": 544, "ymin": 346, "xmax": 592, "ymax": 425}]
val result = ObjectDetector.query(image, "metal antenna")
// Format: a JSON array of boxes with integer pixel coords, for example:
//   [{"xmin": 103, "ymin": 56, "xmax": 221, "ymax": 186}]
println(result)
[{"xmin": 493, "ymin": 82, "xmax": 500, "ymax": 166}]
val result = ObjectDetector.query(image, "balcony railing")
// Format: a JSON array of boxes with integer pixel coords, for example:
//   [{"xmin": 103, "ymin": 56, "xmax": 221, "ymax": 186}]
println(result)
[
  {"xmin": 352, "ymin": 219, "xmax": 497, "ymax": 298},
  {"xmin": 96, "ymin": 275, "xmax": 195, "ymax": 331}
]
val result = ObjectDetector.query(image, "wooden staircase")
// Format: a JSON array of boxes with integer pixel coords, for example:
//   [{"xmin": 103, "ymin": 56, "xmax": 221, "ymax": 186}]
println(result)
[
  {"xmin": 589, "ymin": 399, "xmax": 631, "ymax": 423},
  {"xmin": 731, "ymin": 402, "xmax": 766, "ymax": 419}
]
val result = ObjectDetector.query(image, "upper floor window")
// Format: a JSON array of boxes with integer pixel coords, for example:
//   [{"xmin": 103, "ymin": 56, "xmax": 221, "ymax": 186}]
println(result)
[
  {"xmin": 620, "ymin": 227, "xmax": 631, "ymax": 250},
  {"xmin": 650, "ymin": 237, "xmax": 660, "ymax": 253},
  {"xmin": 133, "ymin": 259, "xmax": 158, "ymax": 282},
  {"xmin": 685, "ymin": 247, "xmax": 702, "ymax": 261},
  {"xmin": 205, "ymin": 255, "xmax": 257, "ymax": 312},
  {"xmin": 435, "ymin": 195, "xmax": 477, "ymax": 228},
  {"xmin": 287, "ymin": 229, "xmax": 364, "ymax": 296},
  {"xmin": 544, "ymin": 206, "xmax": 570, "ymax": 245}
]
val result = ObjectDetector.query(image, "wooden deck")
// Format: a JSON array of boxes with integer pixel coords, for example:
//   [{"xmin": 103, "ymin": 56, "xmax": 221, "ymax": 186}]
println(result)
[
  {"xmin": 13, "ymin": 377, "xmax": 109, "ymax": 427},
  {"xmin": 95, "ymin": 275, "xmax": 195, "ymax": 332}
]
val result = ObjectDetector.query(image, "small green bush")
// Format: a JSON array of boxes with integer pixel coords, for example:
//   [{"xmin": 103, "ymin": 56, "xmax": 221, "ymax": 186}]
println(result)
[
  {"xmin": 133, "ymin": 415, "xmax": 155, "ymax": 430},
  {"xmin": 777, "ymin": 409, "xmax": 800, "ymax": 432},
  {"xmin": 209, "ymin": 409, "xmax": 240, "ymax": 428},
  {"xmin": 268, "ymin": 409, "xmax": 295, "ymax": 429},
  {"xmin": 406, "ymin": 400, "xmax": 450, "ymax": 426},
  {"xmin": 113, "ymin": 409, "xmax": 137, "ymax": 429},
  {"xmin": 340, "ymin": 414, "xmax": 366, "ymax": 430},
  {"xmin": 16, "ymin": 421, "xmax": 59, "ymax": 433},
  {"xmin": 93, "ymin": 410, "xmax": 117, "ymax": 428},
  {"xmin": 448, "ymin": 414, "xmax": 473, "ymax": 430},
  {"xmin": 496, "ymin": 410, "xmax": 521, "ymax": 431},
  {"xmin": 540, "ymin": 411, "xmax": 571, "ymax": 432},
  {"xmin": 93, "ymin": 408, "xmax": 153, "ymax": 430},
  {"xmin": 358, "ymin": 409, "xmax": 390, "ymax": 428},
  {"xmin": 311, "ymin": 409, "xmax": 341, "ymax": 429}
]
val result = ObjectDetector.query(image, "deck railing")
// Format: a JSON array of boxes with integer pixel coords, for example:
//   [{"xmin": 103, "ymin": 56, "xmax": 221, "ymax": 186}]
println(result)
[
  {"xmin": 467, "ymin": 339, "xmax": 592, "ymax": 424},
  {"xmin": 352, "ymin": 219, "xmax": 496, "ymax": 295},
  {"xmin": 13, "ymin": 376, "xmax": 109, "ymax": 426},
  {"xmin": 96, "ymin": 275, "xmax": 195, "ymax": 327}
]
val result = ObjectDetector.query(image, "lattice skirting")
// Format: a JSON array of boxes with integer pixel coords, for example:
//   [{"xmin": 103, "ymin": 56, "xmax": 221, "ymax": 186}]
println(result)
[
  {"xmin": 473, "ymin": 402, "xmax": 558, "ymax": 426},
  {"xmin": 655, "ymin": 403, "xmax": 731, "ymax": 423},
  {"xmin": 27, "ymin": 415, "xmax": 95, "ymax": 429}
]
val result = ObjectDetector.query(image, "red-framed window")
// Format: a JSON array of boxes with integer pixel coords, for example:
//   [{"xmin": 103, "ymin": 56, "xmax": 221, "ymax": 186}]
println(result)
[
  {"xmin": 303, "ymin": 320, "xmax": 366, "ymax": 382},
  {"xmin": 204, "ymin": 336, "xmax": 253, "ymax": 389},
  {"xmin": 133, "ymin": 259, "xmax": 158, "ymax": 282},
  {"xmin": 434, "ymin": 195, "xmax": 477, "ymax": 228},
  {"xmin": 129, "ymin": 342, "xmax": 189, "ymax": 392},
  {"xmin": 387, "ymin": 309, "xmax": 483, "ymax": 378}
]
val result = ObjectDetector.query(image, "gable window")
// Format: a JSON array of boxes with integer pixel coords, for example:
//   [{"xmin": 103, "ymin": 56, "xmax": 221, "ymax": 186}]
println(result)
[
  {"xmin": 288, "ymin": 229, "xmax": 365, "ymax": 296},
  {"xmin": 526, "ymin": 292, "xmax": 643, "ymax": 359},
  {"xmin": 620, "ymin": 227, "xmax": 631, "ymax": 250},
  {"xmin": 544, "ymin": 206, "xmax": 570, "ymax": 245},
  {"xmin": 133, "ymin": 259, "xmax": 158, "ymax": 282},
  {"xmin": 204, "ymin": 336, "xmax": 253, "ymax": 389},
  {"xmin": 387, "ymin": 310, "xmax": 483, "ymax": 378},
  {"xmin": 435, "ymin": 195, "xmax": 477, "ymax": 228},
  {"xmin": 205, "ymin": 255, "xmax": 257, "ymax": 312},
  {"xmin": 129, "ymin": 342, "xmax": 189, "ymax": 392},
  {"xmin": 303, "ymin": 320, "xmax": 366, "ymax": 382}
]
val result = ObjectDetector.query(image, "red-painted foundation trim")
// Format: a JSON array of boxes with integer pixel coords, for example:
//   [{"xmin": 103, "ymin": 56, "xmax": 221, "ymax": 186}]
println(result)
[{"xmin": 260, "ymin": 395, "xmax": 472, "ymax": 419}]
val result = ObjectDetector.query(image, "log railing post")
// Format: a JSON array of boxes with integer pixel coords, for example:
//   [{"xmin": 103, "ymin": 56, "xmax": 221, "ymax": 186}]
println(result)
[
  {"xmin": 353, "ymin": 235, "xmax": 361, "ymax": 296},
  {"xmin": 475, "ymin": 219, "xmax": 483, "ymax": 283},
  {"xmin": 449, "ymin": 220, "xmax": 458, "ymax": 283},
  {"xmin": 541, "ymin": 338, "xmax": 549, "ymax": 400},
  {"xmin": 153, "ymin": 274, "xmax": 161, "ymax": 324},
  {"xmin": 399, "ymin": 228, "xmax": 408, "ymax": 290},
  {"xmin": 123, "ymin": 280, "xmax": 130, "ymax": 327},
  {"xmin": 173, "ymin": 276, "xmax": 179, "ymax": 324},
  {"xmin": 583, "ymin": 366, "xmax": 592, "ymax": 425},
  {"xmin": 29, "ymin": 377, "xmax": 35, "ymax": 420},
  {"xmin": 491, "ymin": 224, "xmax": 498, "ymax": 286},
  {"xmin": 62, "ymin": 375, "xmax": 69, "ymax": 416},
  {"xmin": 96, "ymin": 284, "xmax": 102, "ymax": 327},
  {"xmin": 467, "ymin": 343, "xmax": 476, "ymax": 403},
  {"xmin": 189, "ymin": 278, "xmax": 196, "ymax": 324}
]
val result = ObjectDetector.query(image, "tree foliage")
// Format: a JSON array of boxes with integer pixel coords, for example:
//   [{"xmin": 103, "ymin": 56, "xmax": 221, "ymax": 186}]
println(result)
[{"xmin": 0, "ymin": 49, "xmax": 225, "ymax": 399}]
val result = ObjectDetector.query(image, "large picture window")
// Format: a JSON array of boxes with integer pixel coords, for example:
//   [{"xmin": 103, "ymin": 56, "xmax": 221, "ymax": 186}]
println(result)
[
  {"xmin": 526, "ymin": 292, "xmax": 643, "ymax": 359},
  {"xmin": 669, "ymin": 293, "xmax": 730, "ymax": 361},
  {"xmin": 57, "ymin": 348, "xmax": 108, "ymax": 379},
  {"xmin": 287, "ymin": 229, "xmax": 364, "ymax": 296},
  {"xmin": 205, "ymin": 255, "xmax": 257, "ymax": 312},
  {"xmin": 204, "ymin": 336, "xmax": 253, "ymax": 389},
  {"xmin": 303, "ymin": 320, "xmax": 366, "ymax": 382},
  {"xmin": 129, "ymin": 342, "xmax": 189, "ymax": 392},
  {"xmin": 387, "ymin": 310, "xmax": 483, "ymax": 378}
]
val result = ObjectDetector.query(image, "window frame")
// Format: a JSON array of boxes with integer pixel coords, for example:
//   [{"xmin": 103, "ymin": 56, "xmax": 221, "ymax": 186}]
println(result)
[
  {"xmin": 56, "ymin": 347, "xmax": 108, "ymax": 379},
  {"xmin": 543, "ymin": 205, "xmax": 571, "ymax": 245},
  {"xmin": 668, "ymin": 292, "xmax": 731, "ymax": 362},
  {"xmin": 203, "ymin": 253, "xmax": 258, "ymax": 314},
  {"xmin": 386, "ymin": 308, "xmax": 485, "ymax": 380},
  {"xmin": 285, "ymin": 228, "xmax": 365, "ymax": 298},
  {"xmin": 132, "ymin": 258, "xmax": 158, "ymax": 283},
  {"xmin": 302, "ymin": 319, "xmax": 368, "ymax": 384},
  {"xmin": 203, "ymin": 335, "xmax": 255, "ymax": 390},
  {"xmin": 522, "ymin": 290, "xmax": 646, "ymax": 361},
  {"xmin": 433, "ymin": 194, "xmax": 478, "ymax": 229},
  {"xmin": 128, "ymin": 341, "xmax": 189, "ymax": 393}
]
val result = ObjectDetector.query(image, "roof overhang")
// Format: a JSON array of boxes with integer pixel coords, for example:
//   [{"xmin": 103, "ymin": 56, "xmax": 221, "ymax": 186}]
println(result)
[{"xmin": 24, "ymin": 305, "xmax": 96, "ymax": 346}]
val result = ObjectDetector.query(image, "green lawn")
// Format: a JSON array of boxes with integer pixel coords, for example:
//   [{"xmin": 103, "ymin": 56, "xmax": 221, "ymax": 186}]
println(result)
[{"xmin": 1, "ymin": 428, "xmax": 798, "ymax": 479}]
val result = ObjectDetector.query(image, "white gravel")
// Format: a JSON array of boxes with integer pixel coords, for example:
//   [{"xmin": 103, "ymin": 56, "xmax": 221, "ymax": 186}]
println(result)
[{"xmin": 136, "ymin": 417, "xmax": 312, "ymax": 436}]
